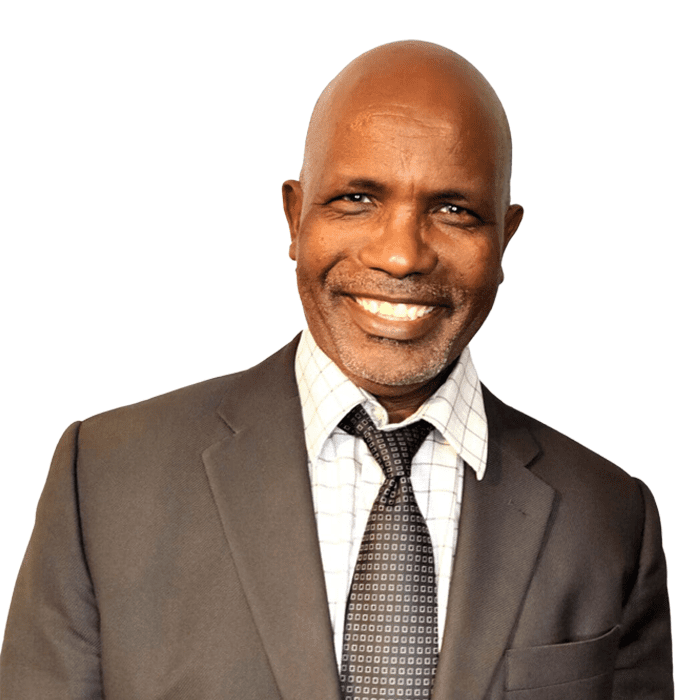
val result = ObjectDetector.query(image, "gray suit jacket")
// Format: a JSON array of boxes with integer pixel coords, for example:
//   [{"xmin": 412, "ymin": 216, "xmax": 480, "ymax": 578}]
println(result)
[{"xmin": 0, "ymin": 337, "xmax": 673, "ymax": 699}]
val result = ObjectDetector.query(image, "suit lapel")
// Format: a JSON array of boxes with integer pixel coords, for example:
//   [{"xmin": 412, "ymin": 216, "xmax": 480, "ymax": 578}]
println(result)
[
  {"xmin": 202, "ymin": 338, "xmax": 341, "ymax": 700},
  {"xmin": 432, "ymin": 387, "xmax": 557, "ymax": 700}
]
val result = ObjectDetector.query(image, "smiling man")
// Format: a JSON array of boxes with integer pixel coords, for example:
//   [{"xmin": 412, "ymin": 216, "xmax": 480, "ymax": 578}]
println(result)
[{"xmin": 1, "ymin": 42, "xmax": 672, "ymax": 699}]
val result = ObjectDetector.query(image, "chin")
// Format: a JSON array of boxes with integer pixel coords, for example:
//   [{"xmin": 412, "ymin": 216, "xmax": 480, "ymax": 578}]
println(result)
[{"xmin": 334, "ymin": 335, "xmax": 453, "ymax": 388}]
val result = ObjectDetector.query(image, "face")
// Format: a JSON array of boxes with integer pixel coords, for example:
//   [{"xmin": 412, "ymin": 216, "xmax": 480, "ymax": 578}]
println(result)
[{"xmin": 284, "ymin": 101, "xmax": 522, "ymax": 399}]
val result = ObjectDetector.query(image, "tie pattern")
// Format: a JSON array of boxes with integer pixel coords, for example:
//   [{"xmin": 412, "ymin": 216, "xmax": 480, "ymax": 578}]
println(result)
[{"xmin": 339, "ymin": 405, "xmax": 438, "ymax": 700}]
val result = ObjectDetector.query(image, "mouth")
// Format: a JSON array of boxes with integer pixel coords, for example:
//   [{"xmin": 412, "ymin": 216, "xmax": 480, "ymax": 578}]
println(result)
[
  {"xmin": 353, "ymin": 295, "xmax": 436, "ymax": 321},
  {"xmin": 342, "ymin": 293, "xmax": 445, "ymax": 342}
]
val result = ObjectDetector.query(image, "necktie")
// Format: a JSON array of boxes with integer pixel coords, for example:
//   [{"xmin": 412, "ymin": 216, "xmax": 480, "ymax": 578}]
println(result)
[{"xmin": 338, "ymin": 405, "xmax": 438, "ymax": 700}]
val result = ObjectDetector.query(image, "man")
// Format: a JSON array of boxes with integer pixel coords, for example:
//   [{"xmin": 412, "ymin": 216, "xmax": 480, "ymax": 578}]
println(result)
[{"xmin": 0, "ymin": 41, "xmax": 672, "ymax": 699}]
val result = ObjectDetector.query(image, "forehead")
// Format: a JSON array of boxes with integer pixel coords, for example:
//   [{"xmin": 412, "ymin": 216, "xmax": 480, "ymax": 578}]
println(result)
[
  {"xmin": 347, "ymin": 106, "xmax": 455, "ymax": 138},
  {"xmin": 315, "ymin": 102, "xmax": 499, "ymax": 189}
]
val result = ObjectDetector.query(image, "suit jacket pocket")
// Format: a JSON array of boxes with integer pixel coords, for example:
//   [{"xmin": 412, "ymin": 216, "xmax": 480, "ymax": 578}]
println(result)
[{"xmin": 504, "ymin": 625, "xmax": 620, "ymax": 699}]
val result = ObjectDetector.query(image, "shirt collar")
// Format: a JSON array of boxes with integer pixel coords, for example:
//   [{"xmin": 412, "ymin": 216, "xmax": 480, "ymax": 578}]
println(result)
[{"xmin": 294, "ymin": 329, "xmax": 488, "ymax": 480}]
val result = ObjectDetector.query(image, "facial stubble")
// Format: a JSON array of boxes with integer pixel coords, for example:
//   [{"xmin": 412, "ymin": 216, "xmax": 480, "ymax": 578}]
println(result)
[{"xmin": 297, "ymin": 267, "xmax": 496, "ymax": 388}]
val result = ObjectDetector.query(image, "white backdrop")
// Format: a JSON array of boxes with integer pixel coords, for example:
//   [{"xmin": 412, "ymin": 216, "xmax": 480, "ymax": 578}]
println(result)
[{"xmin": 1, "ymin": 1, "xmax": 697, "ymax": 694}]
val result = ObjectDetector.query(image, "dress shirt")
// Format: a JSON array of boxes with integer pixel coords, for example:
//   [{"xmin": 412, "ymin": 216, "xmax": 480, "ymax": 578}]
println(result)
[{"xmin": 294, "ymin": 329, "xmax": 488, "ymax": 667}]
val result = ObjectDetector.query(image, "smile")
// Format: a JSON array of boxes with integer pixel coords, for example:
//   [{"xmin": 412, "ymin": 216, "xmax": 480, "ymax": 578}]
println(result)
[{"xmin": 354, "ymin": 296, "xmax": 435, "ymax": 321}]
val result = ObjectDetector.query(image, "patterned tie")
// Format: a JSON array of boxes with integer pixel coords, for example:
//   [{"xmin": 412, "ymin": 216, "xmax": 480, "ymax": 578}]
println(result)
[{"xmin": 338, "ymin": 405, "xmax": 439, "ymax": 700}]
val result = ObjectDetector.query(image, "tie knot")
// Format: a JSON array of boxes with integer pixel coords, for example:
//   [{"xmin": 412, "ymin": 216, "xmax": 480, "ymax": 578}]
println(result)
[{"xmin": 339, "ymin": 405, "xmax": 432, "ymax": 480}]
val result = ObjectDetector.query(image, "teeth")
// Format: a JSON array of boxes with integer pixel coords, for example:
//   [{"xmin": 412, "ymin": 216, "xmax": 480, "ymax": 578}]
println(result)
[{"xmin": 355, "ymin": 296, "xmax": 434, "ymax": 320}]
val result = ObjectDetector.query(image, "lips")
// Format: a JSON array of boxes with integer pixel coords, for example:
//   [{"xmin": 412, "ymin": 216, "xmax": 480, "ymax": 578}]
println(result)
[
  {"xmin": 342, "ymin": 293, "xmax": 446, "ymax": 341},
  {"xmin": 354, "ymin": 296, "xmax": 435, "ymax": 321}
]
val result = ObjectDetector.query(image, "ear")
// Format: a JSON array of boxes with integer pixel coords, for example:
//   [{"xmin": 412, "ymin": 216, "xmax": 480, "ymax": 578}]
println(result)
[
  {"xmin": 282, "ymin": 180, "xmax": 304, "ymax": 261},
  {"xmin": 503, "ymin": 204, "xmax": 524, "ymax": 253},
  {"xmin": 498, "ymin": 204, "xmax": 524, "ymax": 284}
]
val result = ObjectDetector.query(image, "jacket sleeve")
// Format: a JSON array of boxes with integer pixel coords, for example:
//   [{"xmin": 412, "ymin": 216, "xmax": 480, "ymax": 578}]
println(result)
[
  {"xmin": 0, "ymin": 422, "xmax": 103, "ymax": 698},
  {"xmin": 613, "ymin": 478, "xmax": 673, "ymax": 699}
]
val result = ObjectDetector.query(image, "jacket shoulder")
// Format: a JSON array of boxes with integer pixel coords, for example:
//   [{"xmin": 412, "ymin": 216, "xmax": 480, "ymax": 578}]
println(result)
[
  {"xmin": 482, "ymin": 385, "xmax": 650, "ymax": 543},
  {"xmin": 483, "ymin": 385, "xmax": 637, "ymax": 487},
  {"xmin": 77, "ymin": 337, "xmax": 300, "ymax": 461}
]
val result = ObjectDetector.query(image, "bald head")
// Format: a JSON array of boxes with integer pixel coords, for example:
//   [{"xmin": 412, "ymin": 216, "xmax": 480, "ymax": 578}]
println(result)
[{"xmin": 301, "ymin": 40, "xmax": 513, "ymax": 204}]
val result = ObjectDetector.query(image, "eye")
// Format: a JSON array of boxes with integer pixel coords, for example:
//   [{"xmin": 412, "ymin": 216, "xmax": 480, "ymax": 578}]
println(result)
[
  {"xmin": 340, "ymin": 193, "xmax": 372, "ymax": 204},
  {"xmin": 326, "ymin": 192, "xmax": 374, "ymax": 215},
  {"xmin": 438, "ymin": 203, "xmax": 466, "ymax": 215},
  {"xmin": 435, "ymin": 202, "xmax": 482, "ymax": 227}
]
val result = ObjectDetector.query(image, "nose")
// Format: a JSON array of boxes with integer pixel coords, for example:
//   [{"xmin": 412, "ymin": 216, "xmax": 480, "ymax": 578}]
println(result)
[{"xmin": 358, "ymin": 206, "xmax": 438, "ymax": 278}]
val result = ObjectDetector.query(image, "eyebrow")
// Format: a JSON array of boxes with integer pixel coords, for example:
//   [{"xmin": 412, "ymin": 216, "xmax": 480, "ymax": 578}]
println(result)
[
  {"xmin": 429, "ymin": 189, "xmax": 474, "ymax": 202},
  {"xmin": 341, "ymin": 178, "xmax": 389, "ymax": 195},
  {"xmin": 337, "ymin": 180, "xmax": 476, "ymax": 203}
]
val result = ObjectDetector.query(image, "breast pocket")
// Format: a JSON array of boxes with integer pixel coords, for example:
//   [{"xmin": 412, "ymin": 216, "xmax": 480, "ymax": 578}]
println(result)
[{"xmin": 504, "ymin": 625, "xmax": 620, "ymax": 699}]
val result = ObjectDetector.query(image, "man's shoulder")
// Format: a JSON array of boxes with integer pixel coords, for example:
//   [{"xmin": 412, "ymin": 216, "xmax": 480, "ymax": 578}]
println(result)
[
  {"xmin": 82, "ymin": 372, "xmax": 233, "ymax": 432},
  {"xmin": 483, "ymin": 385, "xmax": 646, "ymax": 509},
  {"xmin": 78, "ymin": 337, "xmax": 300, "ymax": 453}
]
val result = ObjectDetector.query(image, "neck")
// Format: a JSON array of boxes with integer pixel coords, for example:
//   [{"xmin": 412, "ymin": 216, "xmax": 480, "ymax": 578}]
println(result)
[{"xmin": 372, "ymin": 360, "xmax": 457, "ymax": 423}]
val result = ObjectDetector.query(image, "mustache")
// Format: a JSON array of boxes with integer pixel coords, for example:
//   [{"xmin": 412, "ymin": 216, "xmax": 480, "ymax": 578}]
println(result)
[{"xmin": 324, "ymin": 269, "xmax": 458, "ymax": 307}]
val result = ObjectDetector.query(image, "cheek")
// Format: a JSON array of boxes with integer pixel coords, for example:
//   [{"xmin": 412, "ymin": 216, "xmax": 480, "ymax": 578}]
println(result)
[
  {"xmin": 444, "ymin": 237, "xmax": 503, "ymax": 289},
  {"xmin": 294, "ymin": 229, "xmax": 330, "ymax": 280},
  {"xmin": 295, "ymin": 220, "xmax": 346, "ymax": 268},
  {"xmin": 294, "ymin": 227, "xmax": 348, "ymax": 309}
]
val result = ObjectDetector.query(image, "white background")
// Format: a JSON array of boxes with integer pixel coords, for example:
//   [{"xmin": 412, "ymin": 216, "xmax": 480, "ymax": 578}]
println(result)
[{"xmin": 1, "ymin": 0, "xmax": 697, "ymax": 694}]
